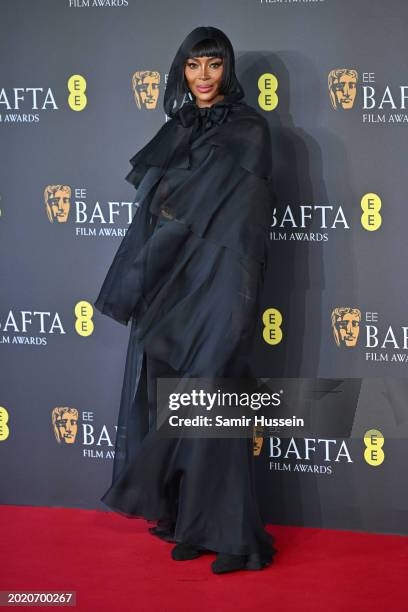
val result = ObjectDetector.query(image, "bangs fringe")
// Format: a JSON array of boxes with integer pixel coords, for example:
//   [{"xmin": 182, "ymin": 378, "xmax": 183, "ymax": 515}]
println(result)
[{"xmin": 187, "ymin": 38, "xmax": 226, "ymax": 59}]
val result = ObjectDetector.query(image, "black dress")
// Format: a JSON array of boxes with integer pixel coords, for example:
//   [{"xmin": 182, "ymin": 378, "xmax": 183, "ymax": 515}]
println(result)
[{"xmin": 94, "ymin": 92, "xmax": 277, "ymax": 569}]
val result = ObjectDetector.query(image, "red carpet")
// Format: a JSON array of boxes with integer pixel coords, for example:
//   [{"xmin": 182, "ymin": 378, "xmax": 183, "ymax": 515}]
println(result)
[{"xmin": 0, "ymin": 505, "xmax": 406, "ymax": 611}]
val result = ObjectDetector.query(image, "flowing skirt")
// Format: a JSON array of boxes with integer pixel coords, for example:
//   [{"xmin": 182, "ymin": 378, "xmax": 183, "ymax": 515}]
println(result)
[
  {"xmin": 101, "ymin": 339, "xmax": 277, "ymax": 570},
  {"xmin": 101, "ymin": 201, "xmax": 277, "ymax": 569}
]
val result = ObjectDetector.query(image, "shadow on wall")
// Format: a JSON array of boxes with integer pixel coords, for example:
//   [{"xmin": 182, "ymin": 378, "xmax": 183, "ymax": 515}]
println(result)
[{"xmin": 237, "ymin": 50, "xmax": 361, "ymax": 531}]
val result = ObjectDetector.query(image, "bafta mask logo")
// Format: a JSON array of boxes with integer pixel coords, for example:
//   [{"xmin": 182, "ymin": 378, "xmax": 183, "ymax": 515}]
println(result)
[
  {"xmin": 44, "ymin": 185, "xmax": 71, "ymax": 223},
  {"xmin": 253, "ymin": 426, "xmax": 264, "ymax": 456},
  {"xmin": 328, "ymin": 69, "xmax": 358, "ymax": 110},
  {"xmin": 132, "ymin": 71, "xmax": 160, "ymax": 110},
  {"xmin": 52, "ymin": 407, "xmax": 78, "ymax": 444},
  {"xmin": 331, "ymin": 307, "xmax": 362, "ymax": 347}
]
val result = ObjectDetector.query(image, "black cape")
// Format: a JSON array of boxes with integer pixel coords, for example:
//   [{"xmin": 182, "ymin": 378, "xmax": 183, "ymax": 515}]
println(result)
[
  {"xmin": 94, "ymin": 89, "xmax": 274, "ymax": 376},
  {"xmin": 94, "ymin": 87, "xmax": 278, "ymax": 568}
]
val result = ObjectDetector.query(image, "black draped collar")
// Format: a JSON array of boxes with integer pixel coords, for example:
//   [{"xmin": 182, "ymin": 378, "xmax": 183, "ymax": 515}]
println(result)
[
  {"xmin": 174, "ymin": 100, "xmax": 232, "ymax": 136},
  {"xmin": 173, "ymin": 89, "xmax": 246, "ymax": 134}
]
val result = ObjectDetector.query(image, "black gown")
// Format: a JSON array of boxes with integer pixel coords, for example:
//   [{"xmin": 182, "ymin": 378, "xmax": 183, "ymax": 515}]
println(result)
[{"xmin": 94, "ymin": 93, "xmax": 278, "ymax": 569}]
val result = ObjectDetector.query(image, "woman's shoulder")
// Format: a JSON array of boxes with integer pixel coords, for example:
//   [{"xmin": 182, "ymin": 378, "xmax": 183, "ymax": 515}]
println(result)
[
  {"xmin": 228, "ymin": 101, "xmax": 269, "ymax": 133},
  {"xmin": 127, "ymin": 118, "xmax": 176, "ymax": 165},
  {"xmin": 220, "ymin": 101, "xmax": 271, "ymax": 149},
  {"xmin": 212, "ymin": 101, "xmax": 272, "ymax": 181}
]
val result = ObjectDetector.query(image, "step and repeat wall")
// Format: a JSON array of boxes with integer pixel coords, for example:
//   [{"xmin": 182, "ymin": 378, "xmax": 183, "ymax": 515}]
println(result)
[{"xmin": 1, "ymin": 0, "xmax": 407, "ymax": 536}]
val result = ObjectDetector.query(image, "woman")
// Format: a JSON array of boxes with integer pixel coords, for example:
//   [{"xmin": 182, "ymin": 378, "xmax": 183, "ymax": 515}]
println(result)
[{"xmin": 94, "ymin": 26, "xmax": 277, "ymax": 574}]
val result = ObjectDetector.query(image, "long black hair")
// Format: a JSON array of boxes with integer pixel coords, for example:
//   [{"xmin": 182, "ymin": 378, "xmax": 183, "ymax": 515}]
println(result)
[{"xmin": 164, "ymin": 26, "xmax": 245, "ymax": 118}]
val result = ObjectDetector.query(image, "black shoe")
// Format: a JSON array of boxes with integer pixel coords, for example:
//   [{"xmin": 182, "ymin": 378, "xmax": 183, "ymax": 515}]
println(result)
[
  {"xmin": 211, "ymin": 553, "xmax": 248, "ymax": 574},
  {"xmin": 171, "ymin": 542, "xmax": 209, "ymax": 561}
]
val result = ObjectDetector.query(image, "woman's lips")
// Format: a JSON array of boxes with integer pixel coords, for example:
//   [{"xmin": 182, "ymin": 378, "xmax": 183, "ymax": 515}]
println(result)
[{"xmin": 196, "ymin": 85, "xmax": 213, "ymax": 92}]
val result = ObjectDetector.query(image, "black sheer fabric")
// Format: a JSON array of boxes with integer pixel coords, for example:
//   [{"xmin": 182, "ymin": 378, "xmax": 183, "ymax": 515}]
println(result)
[
  {"xmin": 94, "ymin": 95, "xmax": 275, "ymax": 375},
  {"xmin": 94, "ymin": 30, "xmax": 277, "ymax": 569}
]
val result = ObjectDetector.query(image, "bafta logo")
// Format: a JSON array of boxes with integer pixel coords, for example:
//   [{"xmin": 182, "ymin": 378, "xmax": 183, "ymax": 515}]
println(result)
[
  {"xmin": 331, "ymin": 307, "xmax": 362, "ymax": 347},
  {"xmin": 132, "ymin": 71, "xmax": 160, "ymax": 110},
  {"xmin": 253, "ymin": 426, "xmax": 264, "ymax": 456},
  {"xmin": 52, "ymin": 407, "xmax": 78, "ymax": 444},
  {"xmin": 44, "ymin": 185, "xmax": 71, "ymax": 223},
  {"xmin": 328, "ymin": 69, "xmax": 358, "ymax": 110}
]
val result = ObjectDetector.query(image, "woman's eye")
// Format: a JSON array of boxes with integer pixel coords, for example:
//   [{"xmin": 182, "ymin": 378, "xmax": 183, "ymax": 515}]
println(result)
[{"xmin": 186, "ymin": 62, "xmax": 222, "ymax": 69}]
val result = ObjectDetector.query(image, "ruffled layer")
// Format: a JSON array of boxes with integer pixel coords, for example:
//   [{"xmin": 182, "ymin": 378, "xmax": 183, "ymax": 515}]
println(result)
[
  {"xmin": 140, "ymin": 219, "xmax": 264, "ymax": 377},
  {"xmin": 95, "ymin": 209, "xmax": 263, "ymax": 376},
  {"xmin": 146, "ymin": 142, "xmax": 271, "ymax": 265},
  {"xmin": 96, "ymin": 97, "xmax": 273, "ymax": 377},
  {"xmin": 125, "ymin": 100, "xmax": 273, "ymax": 189}
]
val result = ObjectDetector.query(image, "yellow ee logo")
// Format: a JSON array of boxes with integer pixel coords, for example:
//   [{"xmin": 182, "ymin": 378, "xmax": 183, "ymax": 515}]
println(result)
[
  {"xmin": 0, "ymin": 407, "xmax": 10, "ymax": 441},
  {"xmin": 262, "ymin": 308, "xmax": 283, "ymax": 345},
  {"xmin": 361, "ymin": 192, "xmax": 382, "ymax": 231},
  {"xmin": 258, "ymin": 73, "xmax": 278, "ymax": 111},
  {"xmin": 75, "ymin": 301, "xmax": 94, "ymax": 336},
  {"xmin": 363, "ymin": 428, "xmax": 384, "ymax": 466},
  {"xmin": 68, "ymin": 74, "xmax": 87, "ymax": 111}
]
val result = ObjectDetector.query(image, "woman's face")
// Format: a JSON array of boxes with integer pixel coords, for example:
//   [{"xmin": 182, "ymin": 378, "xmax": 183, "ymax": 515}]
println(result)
[{"xmin": 184, "ymin": 56, "xmax": 225, "ymax": 107}]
